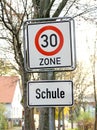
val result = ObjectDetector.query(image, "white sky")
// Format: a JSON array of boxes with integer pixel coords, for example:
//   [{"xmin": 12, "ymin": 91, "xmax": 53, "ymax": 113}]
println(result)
[{"xmin": 75, "ymin": 19, "xmax": 97, "ymax": 63}]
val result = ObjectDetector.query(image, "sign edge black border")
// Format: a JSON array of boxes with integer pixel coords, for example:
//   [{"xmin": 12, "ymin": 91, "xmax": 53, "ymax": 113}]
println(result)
[
  {"xmin": 23, "ymin": 17, "xmax": 76, "ymax": 72},
  {"xmin": 27, "ymin": 80, "xmax": 73, "ymax": 107}
]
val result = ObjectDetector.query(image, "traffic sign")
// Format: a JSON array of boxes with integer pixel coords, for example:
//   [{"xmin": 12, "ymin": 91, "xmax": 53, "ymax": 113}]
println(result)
[
  {"xmin": 24, "ymin": 17, "xmax": 76, "ymax": 72},
  {"xmin": 27, "ymin": 80, "xmax": 73, "ymax": 107},
  {"xmin": 35, "ymin": 25, "xmax": 64, "ymax": 56}
]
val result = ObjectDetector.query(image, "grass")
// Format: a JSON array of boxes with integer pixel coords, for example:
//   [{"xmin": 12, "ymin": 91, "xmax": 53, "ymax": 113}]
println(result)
[{"xmin": 8, "ymin": 126, "xmax": 22, "ymax": 130}]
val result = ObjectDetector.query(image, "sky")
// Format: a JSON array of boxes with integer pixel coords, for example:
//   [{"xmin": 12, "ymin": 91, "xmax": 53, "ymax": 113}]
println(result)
[{"xmin": 75, "ymin": 18, "xmax": 97, "ymax": 63}]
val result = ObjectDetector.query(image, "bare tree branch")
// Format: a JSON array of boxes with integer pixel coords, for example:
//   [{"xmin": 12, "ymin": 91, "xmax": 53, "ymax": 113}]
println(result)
[
  {"xmin": 44, "ymin": 0, "xmax": 55, "ymax": 17},
  {"xmin": 52, "ymin": 0, "xmax": 68, "ymax": 17},
  {"xmin": 64, "ymin": 0, "xmax": 77, "ymax": 16},
  {"xmin": 0, "ymin": 2, "xmax": 13, "ymax": 32},
  {"xmin": 32, "ymin": 0, "xmax": 40, "ymax": 18},
  {"xmin": 73, "ymin": 6, "xmax": 97, "ymax": 18}
]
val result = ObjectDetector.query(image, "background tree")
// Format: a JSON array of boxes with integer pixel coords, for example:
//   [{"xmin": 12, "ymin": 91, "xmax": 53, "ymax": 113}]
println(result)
[
  {"xmin": 56, "ymin": 62, "xmax": 93, "ymax": 129},
  {"xmin": 0, "ymin": 104, "xmax": 8, "ymax": 130},
  {"xmin": 0, "ymin": 58, "xmax": 17, "ymax": 75},
  {"xmin": 88, "ymin": 38, "xmax": 97, "ymax": 130}
]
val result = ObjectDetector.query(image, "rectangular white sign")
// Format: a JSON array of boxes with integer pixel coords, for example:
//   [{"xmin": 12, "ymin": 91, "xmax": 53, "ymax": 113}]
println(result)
[
  {"xmin": 24, "ymin": 17, "xmax": 76, "ymax": 72},
  {"xmin": 27, "ymin": 80, "xmax": 73, "ymax": 107}
]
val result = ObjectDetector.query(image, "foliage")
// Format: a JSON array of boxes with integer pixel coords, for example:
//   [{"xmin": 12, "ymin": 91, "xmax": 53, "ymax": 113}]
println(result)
[
  {"xmin": 0, "ymin": 59, "xmax": 18, "ymax": 76},
  {"xmin": 76, "ymin": 111, "xmax": 94, "ymax": 130},
  {"xmin": 55, "ymin": 107, "xmax": 70, "ymax": 120},
  {"xmin": 0, "ymin": 104, "xmax": 8, "ymax": 130},
  {"xmin": 64, "ymin": 107, "xmax": 70, "ymax": 116},
  {"xmin": 67, "ymin": 128, "xmax": 78, "ymax": 130},
  {"xmin": 56, "ymin": 62, "xmax": 92, "ymax": 119}
]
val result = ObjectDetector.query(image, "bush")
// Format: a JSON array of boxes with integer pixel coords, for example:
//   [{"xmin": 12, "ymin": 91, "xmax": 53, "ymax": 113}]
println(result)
[
  {"xmin": 67, "ymin": 128, "xmax": 79, "ymax": 130},
  {"xmin": 0, "ymin": 104, "xmax": 8, "ymax": 130},
  {"xmin": 0, "ymin": 115, "xmax": 8, "ymax": 130},
  {"xmin": 76, "ymin": 111, "xmax": 94, "ymax": 130}
]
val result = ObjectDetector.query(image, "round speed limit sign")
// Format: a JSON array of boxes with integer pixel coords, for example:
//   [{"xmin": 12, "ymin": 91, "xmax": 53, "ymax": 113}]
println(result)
[{"xmin": 35, "ymin": 25, "xmax": 64, "ymax": 56}]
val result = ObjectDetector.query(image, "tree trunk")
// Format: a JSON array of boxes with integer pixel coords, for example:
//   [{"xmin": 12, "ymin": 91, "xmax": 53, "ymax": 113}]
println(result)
[
  {"xmin": 22, "ymin": 70, "xmax": 35, "ymax": 130},
  {"xmin": 92, "ymin": 42, "xmax": 96, "ymax": 130},
  {"xmin": 38, "ymin": 72, "xmax": 49, "ymax": 130},
  {"xmin": 58, "ymin": 108, "xmax": 61, "ymax": 130},
  {"xmin": 69, "ymin": 107, "xmax": 74, "ymax": 129},
  {"xmin": 39, "ymin": 108, "xmax": 49, "ymax": 130},
  {"xmin": 62, "ymin": 109, "xmax": 65, "ymax": 130}
]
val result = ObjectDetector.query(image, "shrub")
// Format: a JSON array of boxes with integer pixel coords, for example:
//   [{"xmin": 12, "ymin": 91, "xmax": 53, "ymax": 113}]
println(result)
[
  {"xmin": 76, "ymin": 111, "xmax": 94, "ymax": 130},
  {"xmin": 0, "ymin": 104, "xmax": 8, "ymax": 130},
  {"xmin": 67, "ymin": 128, "xmax": 79, "ymax": 130}
]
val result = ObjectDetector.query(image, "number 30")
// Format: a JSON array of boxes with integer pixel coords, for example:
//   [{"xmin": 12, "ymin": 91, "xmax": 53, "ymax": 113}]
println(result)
[{"xmin": 41, "ymin": 34, "xmax": 57, "ymax": 48}]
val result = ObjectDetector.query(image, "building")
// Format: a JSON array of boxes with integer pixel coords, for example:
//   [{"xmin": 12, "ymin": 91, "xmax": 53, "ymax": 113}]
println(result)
[{"xmin": 0, "ymin": 76, "xmax": 23, "ymax": 126}]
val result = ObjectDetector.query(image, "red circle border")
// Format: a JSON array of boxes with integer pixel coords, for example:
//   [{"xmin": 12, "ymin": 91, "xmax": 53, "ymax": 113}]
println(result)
[{"xmin": 35, "ymin": 25, "xmax": 64, "ymax": 56}]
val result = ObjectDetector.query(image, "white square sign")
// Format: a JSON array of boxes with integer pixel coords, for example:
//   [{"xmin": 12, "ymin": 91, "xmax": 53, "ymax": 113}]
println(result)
[
  {"xmin": 24, "ymin": 17, "xmax": 76, "ymax": 72},
  {"xmin": 27, "ymin": 80, "xmax": 73, "ymax": 107}
]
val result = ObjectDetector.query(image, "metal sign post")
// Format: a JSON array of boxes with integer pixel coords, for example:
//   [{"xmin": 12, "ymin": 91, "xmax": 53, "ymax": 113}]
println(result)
[
  {"xmin": 48, "ymin": 71, "xmax": 55, "ymax": 130},
  {"xmin": 23, "ymin": 17, "xmax": 76, "ymax": 130}
]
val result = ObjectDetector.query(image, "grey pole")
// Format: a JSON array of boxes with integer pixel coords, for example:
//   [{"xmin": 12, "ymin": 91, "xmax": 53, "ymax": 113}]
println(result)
[
  {"xmin": 47, "ymin": 71, "xmax": 55, "ymax": 130},
  {"xmin": 49, "ymin": 107, "xmax": 55, "ymax": 130}
]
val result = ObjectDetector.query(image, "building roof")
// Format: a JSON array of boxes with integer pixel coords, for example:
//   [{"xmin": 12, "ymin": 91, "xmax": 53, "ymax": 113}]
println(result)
[{"xmin": 0, "ymin": 76, "xmax": 19, "ymax": 103}]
